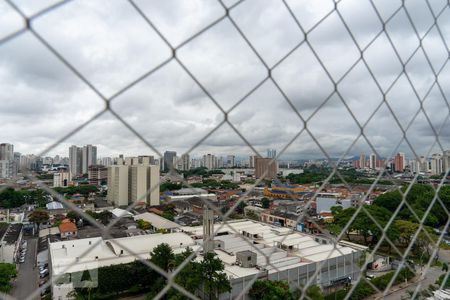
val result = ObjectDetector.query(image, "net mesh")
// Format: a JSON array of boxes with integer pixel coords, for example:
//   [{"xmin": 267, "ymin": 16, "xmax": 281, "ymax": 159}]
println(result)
[{"xmin": 0, "ymin": 0, "xmax": 449, "ymax": 299}]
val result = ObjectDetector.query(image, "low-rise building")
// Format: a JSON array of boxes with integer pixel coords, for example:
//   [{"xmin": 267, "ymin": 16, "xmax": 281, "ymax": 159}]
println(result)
[
  {"xmin": 0, "ymin": 223, "xmax": 23, "ymax": 263},
  {"xmin": 133, "ymin": 212, "xmax": 180, "ymax": 233},
  {"xmin": 48, "ymin": 219, "xmax": 366, "ymax": 300},
  {"xmin": 59, "ymin": 219, "xmax": 77, "ymax": 239},
  {"xmin": 50, "ymin": 233, "xmax": 197, "ymax": 299}
]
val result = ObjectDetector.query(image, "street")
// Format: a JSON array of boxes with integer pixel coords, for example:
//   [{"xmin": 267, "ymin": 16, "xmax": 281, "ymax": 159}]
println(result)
[
  {"xmin": 11, "ymin": 237, "xmax": 39, "ymax": 300},
  {"xmin": 381, "ymin": 266, "xmax": 444, "ymax": 300}
]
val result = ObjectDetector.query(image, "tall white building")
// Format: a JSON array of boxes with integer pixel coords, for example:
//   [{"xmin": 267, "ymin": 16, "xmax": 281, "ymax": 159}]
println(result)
[
  {"xmin": 443, "ymin": 150, "xmax": 450, "ymax": 175},
  {"xmin": 430, "ymin": 153, "xmax": 443, "ymax": 175},
  {"xmin": 203, "ymin": 154, "xmax": 216, "ymax": 170},
  {"xmin": 107, "ymin": 157, "xmax": 160, "ymax": 207},
  {"xmin": 180, "ymin": 154, "xmax": 190, "ymax": 171}
]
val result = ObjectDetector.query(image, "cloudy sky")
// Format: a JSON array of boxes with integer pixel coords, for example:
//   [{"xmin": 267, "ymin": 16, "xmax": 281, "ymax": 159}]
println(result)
[{"xmin": 0, "ymin": 0, "xmax": 449, "ymax": 161}]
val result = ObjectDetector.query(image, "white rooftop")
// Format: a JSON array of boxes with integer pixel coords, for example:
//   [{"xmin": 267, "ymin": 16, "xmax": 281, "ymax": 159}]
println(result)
[
  {"xmin": 111, "ymin": 208, "xmax": 133, "ymax": 218},
  {"xmin": 50, "ymin": 232, "xmax": 196, "ymax": 276},
  {"xmin": 134, "ymin": 212, "xmax": 180, "ymax": 230},
  {"xmin": 46, "ymin": 201, "xmax": 64, "ymax": 210}
]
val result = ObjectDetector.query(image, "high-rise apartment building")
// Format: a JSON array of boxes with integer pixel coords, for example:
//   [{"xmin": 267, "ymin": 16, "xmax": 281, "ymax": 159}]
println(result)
[
  {"xmin": 203, "ymin": 154, "xmax": 216, "ymax": 170},
  {"xmin": 267, "ymin": 149, "xmax": 276, "ymax": 159},
  {"xmin": 163, "ymin": 151, "xmax": 176, "ymax": 172},
  {"xmin": 88, "ymin": 165, "xmax": 108, "ymax": 186},
  {"xmin": 69, "ymin": 145, "xmax": 97, "ymax": 177},
  {"xmin": 0, "ymin": 143, "xmax": 14, "ymax": 161},
  {"xmin": 100, "ymin": 157, "xmax": 113, "ymax": 167},
  {"xmin": 107, "ymin": 158, "xmax": 160, "ymax": 207},
  {"xmin": 443, "ymin": 150, "xmax": 450, "ymax": 175},
  {"xmin": 69, "ymin": 145, "xmax": 82, "ymax": 177},
  {"xmin": 255, "ymin": 157, "xmax": 278, "ymax": 179},
  {"xmin": 226, "ymin": 155, "xmax": 235, "ymax": 168},
  {"xmin": 179, "ymin": 154, "xmax": 190, "ymax": 171},
  {"xmin": 359, "ymin": 153, "xmax": 366, "ymax": 169},
  {"xmin": 0, "ymin": 143, "xmax": 16, "ymax": 178},
  {"xmin": 0, "ymin": 160, "xmax": 15, "ymax": 179},
  {"xmin": 430, "ymin": 153, "xmax": 443, "ymax": 175},
  {"xmin": 249, "ymin": 155, "xmax": 257, "ymax": 168},
  {"xmin": 369, "ymin": 153, "xmax": 377, "ymax": 170},
  {"xmin": 82, "ymin": 145, "xmax": 97, "ymax": 174},
  {"xmin": 394, "ymin": 152, "xmax": 405, "ymax": 172}
]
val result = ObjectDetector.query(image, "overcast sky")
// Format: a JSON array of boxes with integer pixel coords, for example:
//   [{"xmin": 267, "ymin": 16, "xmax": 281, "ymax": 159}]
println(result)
[{"xmin": 0, "ymin": 0, "xmax": 449, "ymax": 160}]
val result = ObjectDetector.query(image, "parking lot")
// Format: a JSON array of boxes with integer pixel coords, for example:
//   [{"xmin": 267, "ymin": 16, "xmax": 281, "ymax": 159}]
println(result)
[{"xmin": 11, "ymin": 237, "xmax": 40, "ymax": 300}]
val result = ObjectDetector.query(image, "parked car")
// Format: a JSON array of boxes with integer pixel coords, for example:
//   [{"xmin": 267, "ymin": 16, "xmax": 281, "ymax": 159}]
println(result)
[
  {"xmin": 39, "ymin": 269, "xmax": 49, "ymax": 278},
  {"xmin": 19, "ymin": 257, "xmax": 25, "ymax": 263},
  {"xmin": 40, "ymin": 286, "xmax": 50, "ymax": 296}
]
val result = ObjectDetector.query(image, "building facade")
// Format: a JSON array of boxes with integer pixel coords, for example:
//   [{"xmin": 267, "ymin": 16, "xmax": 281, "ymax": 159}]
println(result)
[
  {"xmin": 163, "ymin": 151, "xmax": 176, "ymax": 172},
  {"xmin": 107, "ymin": 157, "xmax": 160, "ymax": 207},
  {"xmin": 68, "ymin": 145, "xmax": 82, "ymax": 177},
  {"xmin": 88, "ymin": 165, "xmax": 108, "ymax": 186},
  {"xmin": 81, "ymin": 145, "xmax": 97, "ymax": 174},
  {"xmin": 255, "ymin": 157, "xmax": 278, "ymax": 179},
  {"xmin": 53, "ymin": 172, "xmax": 71, "ymax": 188}
]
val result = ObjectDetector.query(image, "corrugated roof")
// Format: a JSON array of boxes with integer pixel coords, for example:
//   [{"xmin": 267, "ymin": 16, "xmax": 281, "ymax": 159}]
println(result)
[{"xmin": 134, "ymin": 212, "xmax": 180, "ymax": 229}]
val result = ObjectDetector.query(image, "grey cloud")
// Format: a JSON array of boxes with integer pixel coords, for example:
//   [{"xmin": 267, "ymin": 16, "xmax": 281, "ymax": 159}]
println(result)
[{"xmin": 0, "ymin": 0, "xmax": 448, "ymax": 160}]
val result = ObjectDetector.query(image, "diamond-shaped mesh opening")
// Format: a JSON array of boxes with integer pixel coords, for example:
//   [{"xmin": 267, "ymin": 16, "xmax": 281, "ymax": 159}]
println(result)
[{"xmin": 0, "ymin": 1, "xmax": 449, "ymax": 300}]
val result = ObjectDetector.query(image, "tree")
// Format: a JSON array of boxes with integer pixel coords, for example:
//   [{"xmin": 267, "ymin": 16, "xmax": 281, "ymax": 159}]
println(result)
[
  {"xmin": 442, "ymin": 262, "xmax": 448, "ymax": 272},
  {"xmin": 249, "ymin": 280, "xmax": 292, "ymax": 300},
  {"xmin": 330, "ymin": 205, "xmax": 343, "ymax": 216},
  {"xmin": 261, "ymin": 197, "xmax": 270, "ymax": 209},
  {"xmin": 0, "ymin": 263, "xmax": 16, "ymax": 293},
  {"xmin": 150, "ymin": 243, "xmax": 175, "ymax": 272},
  {"xmin": 97, "ymin": 210, "xmax": 113, "ymax": 225},
  {"xmin": 395, "ymin": 220, "xmax": 433, "ymax": 256},
  {"xmin": 66, "ymin": 211, "xmax": 79, "ymax": 223},
  {"xmin": 306, "ymin": 285, "xmax": 324, "ymax": 300},
  {"xmin": 245, "ymin": 210, "xmax": 259, "ymax": 221},
  {"xmin": 200, "ymin": 252, "xmax": 231, "ymax": 300},
  {"xmin": 137, "ymin": 219, "xmax": 152, "ymax": 230},
  {"xmin": 333, "ymin": 207, "xmax": 357, "ymax": 241},
  {"xmin": 236, "ymin": 201, "xmax": 247, "ymax": 214},
  {"xmin": 332, "ymin": 205, "xmax": 399, "ymax": 247},
  {"xmin": 162, "ymin": 204, "xmax": 176, "ymax": 221},
  {"xmin": 372, "ymin": 190, "xmax": 402, "ymax": 212},
  {"xmin": 28, "ymin": 209, "xmax": 49, "ymax": 231},
  {"xmin": 170, "ymin": 248, "xmax": 202, "ymax": 297}
]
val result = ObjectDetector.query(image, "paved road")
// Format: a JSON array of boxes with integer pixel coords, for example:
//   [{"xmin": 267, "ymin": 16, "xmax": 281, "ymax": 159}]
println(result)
[
  {"xmin": 11, "ymin": 237, "xmax": 39, "ymax": 300},
  {"xmin": 382, "ymin": 266, "xmax": 443, "ymax": 300}
]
